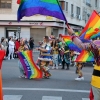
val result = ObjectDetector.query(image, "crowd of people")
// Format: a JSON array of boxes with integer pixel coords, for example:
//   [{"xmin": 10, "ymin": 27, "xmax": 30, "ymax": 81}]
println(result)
[
  {"xmin": 36, "ymin": 34, "xmax": 84, "ymax": 80},
  {"xmin": 0, "ymin": 28, "xmax": 100, "ymax": 99},
  {"xmin": 0, "ymin": 35, "xmax": 94, "ymax": 81},
  {"xmin": 0, "ymin": 36, "xmax": 34, "ymax": 60},
  {"xmin": 0, "ymin": 35, "xmax": 85, "ymax": 80}
]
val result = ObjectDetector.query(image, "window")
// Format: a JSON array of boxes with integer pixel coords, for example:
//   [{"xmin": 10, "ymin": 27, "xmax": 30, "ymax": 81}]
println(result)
[
  {"xmin": 86, "ymin": 0, "xmax": 91, "ymax": 7},
  {"xmin": 66, "ymin": 2, "xmax": 68, "ymax": 11},
  {"xmin": 95, "ymin": 0, "xmax": 98, "ymax": 7},
  {"xmin": 59, "ymin": 1, "xmax": 65, "ymax": 10},
  {"xmin": 86, "ymin": 0, "xmax": 91, "ymax": 3},
  {"xmin": 71, "ymin": 4, "xmax": 73, "ymax": 14},
  {"xmin": 0, "ymin": 0, "xmax": 11, "ymax": 8},
  {"xmin": 76, "ymin": 7, "xmax": 80, "ymax": 15}
]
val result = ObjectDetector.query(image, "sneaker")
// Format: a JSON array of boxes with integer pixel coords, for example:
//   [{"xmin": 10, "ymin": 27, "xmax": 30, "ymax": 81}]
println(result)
[
  {"xmin": 75, "ymin": 77, "xmax": 84, "ymax": 81},
  {"xmin": 81, "ymin": 77, "xmax": 84, "ymax": 80},
  {"xmin": 19, "ymin": 75, "xmax": 25, "ymax": 78},
  {"xmin": 24, "ymin": 76, "xmax": 27, "ymax": 78},
  {"xmin": 8, "ymin": 58, "xmax": 10, "ymax": 60},
  {"xmin": 12, "ymin": 58, "xmax": 14, "ymax": 60},
  {"xmin": 52, "ymin": 67, "xmax": 55, "ymax": 69},
  {"xmin": 56, "ymin": 67, "xmax": 58, "ymax": 69},
  {"xmin": 59, "ymin": 63, "xmax": 62, "ymax": 66}
]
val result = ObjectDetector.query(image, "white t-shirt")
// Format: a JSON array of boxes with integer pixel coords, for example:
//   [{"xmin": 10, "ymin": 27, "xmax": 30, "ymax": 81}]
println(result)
[{"xmin": 9, "ymin": 41, "xmax": 15, "ymax": 49}]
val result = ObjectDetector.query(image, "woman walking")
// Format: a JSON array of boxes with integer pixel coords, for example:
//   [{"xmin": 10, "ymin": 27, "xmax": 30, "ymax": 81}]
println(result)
[{"xmin": 8, "ymin": 37, "xmax": 15, "ymax": 60}]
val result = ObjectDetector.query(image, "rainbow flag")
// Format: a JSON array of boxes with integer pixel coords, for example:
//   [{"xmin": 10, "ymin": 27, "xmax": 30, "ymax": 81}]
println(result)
[
  {"xmin": 91, "ymin": 29, "xmax": 100, "ymax": 39},
  {"xmin": 17, "ymin": 0, "xmax": 20, "ymax": 4},
  {"xmin": 75, "ymin": 32, "xmax": 81, "ymax": 36},
  {"xmin": 18, "ymin": 50, "xmax": 42, "ymax": 79},
  {"xmin": 62, "ymin": 35, "xmax": 82, "ymax": 52},
  {"xmin": 80, "ymin": 10, "xmax": 100, "ymax": 40},
  {"xmin": 75, "ymin": 50, "xmax": 94, "ymax": 62},
  {"xmin": 17, "ymin": 0, "xmax": 67, "ymax": 22}
]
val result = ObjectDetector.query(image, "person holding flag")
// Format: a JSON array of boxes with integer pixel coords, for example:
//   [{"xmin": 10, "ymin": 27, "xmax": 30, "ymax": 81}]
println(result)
[{"xmin": 67, "ymin": 27, "xmax": 100, "ymax": 100}]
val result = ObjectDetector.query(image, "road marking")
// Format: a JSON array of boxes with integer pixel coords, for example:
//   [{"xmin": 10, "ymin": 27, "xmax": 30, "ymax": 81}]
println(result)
[
  {"xmin": 3, "ymin": 87, "xmax": 89, "ymax": 93},
  {"xmin": 42, "ymin": 96, "xmax": 62, "ymax": 100},
  {"xmin": 3, "ymin": 95, "xmax": 22, "ymax": 100},
  {"xmin": 82, "ymin": 98, "xmax": 89, "ymax": 100}
]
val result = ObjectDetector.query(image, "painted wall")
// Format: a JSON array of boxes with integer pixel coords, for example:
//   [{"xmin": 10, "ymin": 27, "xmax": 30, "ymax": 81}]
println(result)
[{"xmin": 0, "ymin": 27, "xmax": 5, "ymax": 39}]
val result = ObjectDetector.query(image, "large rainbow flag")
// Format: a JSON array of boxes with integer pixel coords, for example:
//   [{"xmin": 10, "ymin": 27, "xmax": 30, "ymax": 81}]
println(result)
[
  {"xmin": 80, "ymin": 10, "xmax": 100, "ymax": 40},
  {"xmin": 75, "ymin": 50, "xmax": 94, "ymax": 62},
  {"xmin": 62, "ymin": 35, "xmax": 82, "ymax": 52},
  {"xmin": 17, "ymin": 0, "xmax": 67, "ymax": 22},
  {"xmin": 18, "ymin": 50, "xmax": 42, "ymax": 79}
]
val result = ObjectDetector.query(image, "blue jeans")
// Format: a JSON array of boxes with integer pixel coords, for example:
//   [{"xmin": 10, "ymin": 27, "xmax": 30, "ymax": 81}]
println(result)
[
  {"xmin": 53, "ymin": 54, "xmax": 58, "ymax": 67},
  {"xmin": 58, "ymin": 54, "xmax": 62, "ymax": 64},
  {"xmin": 18, "ymin": 60, "xmax": 24, "ymax": 76}
]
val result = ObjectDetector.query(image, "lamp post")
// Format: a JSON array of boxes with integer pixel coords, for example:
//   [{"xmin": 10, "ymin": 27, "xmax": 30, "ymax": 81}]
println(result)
[{"xmin": 17, "ymin": 27, "xmax": 21, "ymax": 39}]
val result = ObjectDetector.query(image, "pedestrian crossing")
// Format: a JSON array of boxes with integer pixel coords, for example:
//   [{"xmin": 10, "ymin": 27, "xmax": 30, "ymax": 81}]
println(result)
[
  {"xmin": 82, "ymin": 98, "xmax": 89, "ymax": 100},
  {"xmin": 3, "ymin": 95, "xmax": 90, "ymax": 100},
  {"xmin": 42, "ymin": 96, "xmax": 62, "ymax": 100},
  {"xmin": 3, "ymin": 95, "xmax": 23, "ymax": 100}
]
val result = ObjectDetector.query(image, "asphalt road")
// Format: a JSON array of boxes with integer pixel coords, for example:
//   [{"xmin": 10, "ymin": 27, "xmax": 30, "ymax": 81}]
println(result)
[{"xmin": 2, "ymin": 52, "xmax": 93, "ymax": 100}]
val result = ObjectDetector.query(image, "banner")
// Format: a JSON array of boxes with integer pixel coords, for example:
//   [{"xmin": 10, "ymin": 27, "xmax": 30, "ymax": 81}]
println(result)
[{"xmin": 18, "ymin": 50, "xmax": 42, "ymax": 79}]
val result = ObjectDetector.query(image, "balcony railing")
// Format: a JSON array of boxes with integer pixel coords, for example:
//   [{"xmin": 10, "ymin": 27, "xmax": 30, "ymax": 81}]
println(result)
[{"xmin": 86, "ymin": 2, "xmax": 91, "ymax": 7}]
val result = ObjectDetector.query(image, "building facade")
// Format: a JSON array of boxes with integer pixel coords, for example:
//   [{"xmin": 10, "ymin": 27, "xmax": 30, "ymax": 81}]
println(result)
[{"xmin": 0, "ymin": 0, "xmax": 100, "ymax": 45}]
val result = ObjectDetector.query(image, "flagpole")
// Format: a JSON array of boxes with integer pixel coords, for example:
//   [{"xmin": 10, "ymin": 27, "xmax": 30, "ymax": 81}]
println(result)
[{"xmin": 57, "ymin": 0, "xmax": 70, "ymax": 28}]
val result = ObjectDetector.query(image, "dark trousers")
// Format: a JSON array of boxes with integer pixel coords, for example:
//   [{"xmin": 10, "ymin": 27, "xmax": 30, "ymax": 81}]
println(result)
[{"xmin": 62, "ymin": 59, "xmax": 69, "ymax": 70}]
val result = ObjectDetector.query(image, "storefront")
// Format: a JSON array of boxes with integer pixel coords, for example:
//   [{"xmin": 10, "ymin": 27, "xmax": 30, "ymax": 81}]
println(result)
[{"xmin": 0, "ymin": 21, "xmax": 64, "ymax": 46}]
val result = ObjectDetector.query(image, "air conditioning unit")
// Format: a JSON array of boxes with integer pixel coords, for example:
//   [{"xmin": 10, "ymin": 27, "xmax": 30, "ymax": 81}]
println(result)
[
  {"xmin": 76, "ymin": 15, "xmax": 81, "ymax": 20},
  {"xmin": 78, "ymin": 15, "xmax": 81, "ymax": 20}
]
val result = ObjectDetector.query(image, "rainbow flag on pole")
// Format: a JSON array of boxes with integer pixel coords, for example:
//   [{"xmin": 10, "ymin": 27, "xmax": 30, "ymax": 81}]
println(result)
[
  {"xmin": 80, "ymin": 10, "xmax": 100, "ymax": 39},
  {"xmin": 75, "ymin": 50, "xmax": 94, "ymax": 62},
  {"xmin": 18, "ymin": 50, "xmax": 42, "ymax": 79},
  {"xmin": 62, "ymin": 35, "xmax": 82, "ymax": 52},
  {"xmin": 17, "ymin": 0, "xmax": 67, "ymax": 22}
]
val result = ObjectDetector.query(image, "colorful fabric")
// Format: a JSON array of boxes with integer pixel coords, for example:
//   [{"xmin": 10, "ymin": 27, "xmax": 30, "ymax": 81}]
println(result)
[
  {"xmin": 0, "ymin": 70, "xmax": 3, "ymax": 100},
  {"xmin": 0, "ymin": 50, "xmax": 5, "ymax": 69},
  {"xmin": 62, "ymin": 35, "xmax": 82, "ymax": 52},
  {"xmin": 40, "ymin": 60, "xmax": 51, "ymax": 78},
  {"xmin": 75, "ymin": 32, "xmax": 81, "ymax": 36},
  {"xmin": 91, "ymin": 65, "xmax": 100, "ymax": 88},
  {"xmin": 0, "ymin": 50, "xmax": 5, "ymax": 100},
  {"xmin": 89, "ymin": 88, "xmax": 94, "ymax": 100},
  {"xmin": 75, "ymin": 50, "xmax": 94, "ymax": 62},
  {"xmin": 17, "ymin": 0, "xmax": 21, "ymax": 4},
  {"xmin": 80, "ymin": 10, "xmax": 100, "ymax": 39},
  {"xmin": 91, "ymin": 32, "xmax": 100, "ymax": 39},
  {"xmin": 17, "ymin": 0, "xmax": 67, "ymax": 22},
  {"xmin": 18, "ymin": 50, "xmax": 42, "ymax": 79}
]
